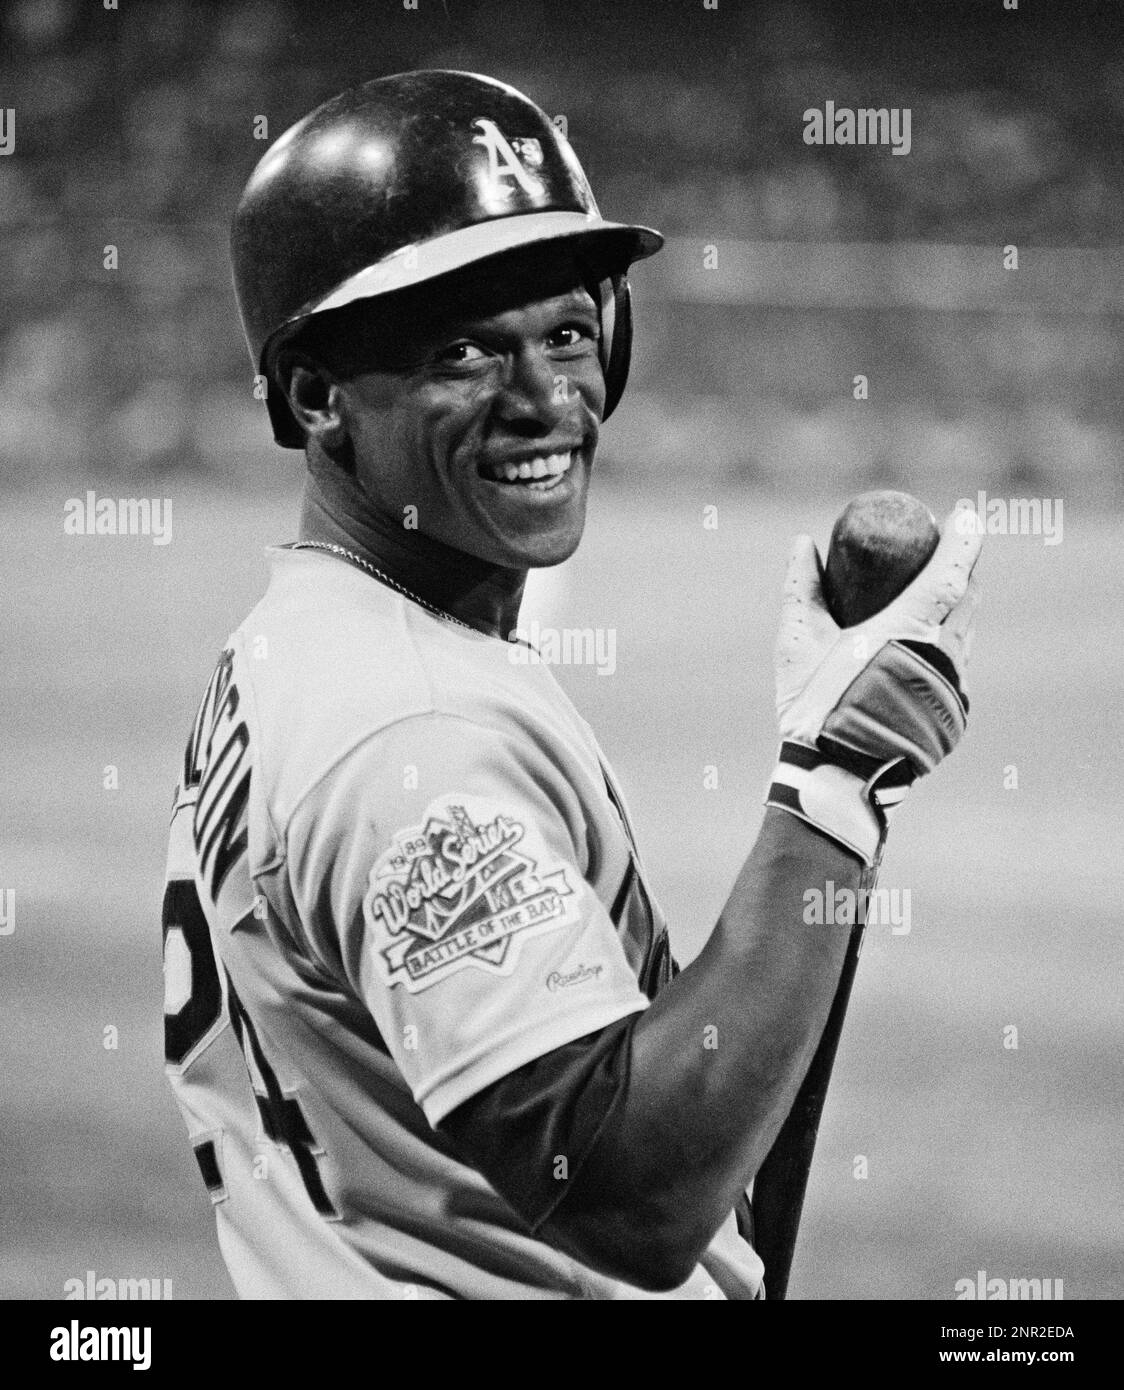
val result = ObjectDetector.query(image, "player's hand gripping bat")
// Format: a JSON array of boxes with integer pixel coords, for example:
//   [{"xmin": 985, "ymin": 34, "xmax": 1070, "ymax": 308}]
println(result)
[{"xmin": 753, "ymin": 490, "xmax": 980, "ymax": 1300}]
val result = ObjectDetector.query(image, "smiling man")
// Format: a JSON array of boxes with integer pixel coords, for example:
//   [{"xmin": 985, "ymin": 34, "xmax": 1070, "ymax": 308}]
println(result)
[
  {"xmin": 161, "ymin": 71, "xmax": 981, "ymax": 1300},
  {"xmin": 283, "ymin": 242, "xmax": 612, "ymax": 626}
]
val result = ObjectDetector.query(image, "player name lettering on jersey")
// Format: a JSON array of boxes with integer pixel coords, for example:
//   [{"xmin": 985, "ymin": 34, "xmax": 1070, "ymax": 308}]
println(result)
[{"xmin": 191, "ymin": 649, "xmax": 251, "ymax": 905}]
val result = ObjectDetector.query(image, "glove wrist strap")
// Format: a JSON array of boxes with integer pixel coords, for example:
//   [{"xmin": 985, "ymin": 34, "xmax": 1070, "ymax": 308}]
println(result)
[{"xmin": 766, "ymin": 740, "xmax": 909, "ymax": 867}]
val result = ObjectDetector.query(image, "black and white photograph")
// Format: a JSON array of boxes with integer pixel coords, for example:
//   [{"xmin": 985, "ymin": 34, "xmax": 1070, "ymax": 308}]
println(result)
[{"xmin": 1, "ymin": 0, "xmax": 1119, "ymax": 1350}]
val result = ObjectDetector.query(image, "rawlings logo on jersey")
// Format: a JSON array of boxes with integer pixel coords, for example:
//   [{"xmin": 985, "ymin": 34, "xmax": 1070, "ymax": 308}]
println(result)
[{"xmin": 364, "ymin": 797, "xmax": 577, "ymax": 992}]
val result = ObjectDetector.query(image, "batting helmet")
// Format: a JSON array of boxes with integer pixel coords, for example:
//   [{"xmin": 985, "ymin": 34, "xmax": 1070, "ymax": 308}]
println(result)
[{"xmin": 230, "ymin": 70, "xmax": 664, "ymax": 447}]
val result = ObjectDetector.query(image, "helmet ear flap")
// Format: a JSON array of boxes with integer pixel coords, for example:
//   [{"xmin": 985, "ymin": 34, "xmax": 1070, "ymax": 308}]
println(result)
[
  {"xmin": 266, "ymin": 376, "xmax": 305, "ymax": 449},
  {"xmin": 260, "ymin": 331, "xmax": 313, "ymax": 449},
  {"xmin": 598, "ymin": 273, "xmax": 633, "ymax": 421}
]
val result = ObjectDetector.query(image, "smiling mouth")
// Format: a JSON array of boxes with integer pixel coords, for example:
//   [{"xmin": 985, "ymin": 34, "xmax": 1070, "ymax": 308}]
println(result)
[{"xmin": 479, "ymin": 450, "xmax": 576, "ymax": 490}]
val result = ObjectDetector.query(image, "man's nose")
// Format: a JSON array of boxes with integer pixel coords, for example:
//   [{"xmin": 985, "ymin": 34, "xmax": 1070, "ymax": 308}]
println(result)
[{"xmin": 494, "ymin": 347, "xmax": 573, "ymax": 433}]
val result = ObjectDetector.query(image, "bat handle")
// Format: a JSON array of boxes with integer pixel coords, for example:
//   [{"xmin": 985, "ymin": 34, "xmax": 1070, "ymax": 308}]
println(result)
[{"xmin": 751, "ymin": 853, "xmax": 881, "ymax": 1300}]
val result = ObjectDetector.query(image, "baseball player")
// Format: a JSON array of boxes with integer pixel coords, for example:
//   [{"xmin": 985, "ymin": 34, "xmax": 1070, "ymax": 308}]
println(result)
[{"xmin": 162, "ymin": 70, "xmax": 982, "ymax": 1299}]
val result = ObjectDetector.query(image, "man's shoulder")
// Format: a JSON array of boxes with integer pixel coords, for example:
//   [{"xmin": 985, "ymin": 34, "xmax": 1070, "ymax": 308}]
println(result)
[
  {"xmin": 223, "ymin": 551, "xmax": 434, "ymax": 814},
  {"xmin": 238, "ymin": 548, "xmax": 430, "ymax": 698},
  {"xmin": 224, "ymin": 548, "xmax": 580, "ymax": 828}
]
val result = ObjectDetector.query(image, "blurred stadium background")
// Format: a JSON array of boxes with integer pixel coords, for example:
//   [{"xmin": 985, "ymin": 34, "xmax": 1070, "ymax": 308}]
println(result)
[{"xmin": 1, "ymin": 0, "xmax": 1121, "ymax": 1299}]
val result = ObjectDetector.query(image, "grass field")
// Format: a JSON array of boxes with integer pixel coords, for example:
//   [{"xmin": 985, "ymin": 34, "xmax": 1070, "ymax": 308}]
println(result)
[{"xmin": 2, "ymin": 476, "xmax": 1120, "ymax": 1300}]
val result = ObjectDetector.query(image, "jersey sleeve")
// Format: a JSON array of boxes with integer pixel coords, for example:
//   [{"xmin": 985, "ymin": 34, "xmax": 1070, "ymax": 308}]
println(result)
[{"xmin": 283, "ymin": 711, "xmax": 650, "ymax": 1126}]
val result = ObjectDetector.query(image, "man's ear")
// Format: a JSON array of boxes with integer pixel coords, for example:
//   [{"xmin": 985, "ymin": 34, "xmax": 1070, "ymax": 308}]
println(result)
[{"xmin": 277, "ymin": 351, "xmax": 350, "ymax": 453}]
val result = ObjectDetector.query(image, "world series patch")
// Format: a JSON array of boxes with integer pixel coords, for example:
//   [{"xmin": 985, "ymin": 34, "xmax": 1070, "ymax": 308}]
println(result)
[{"xmin": 363, "ymin": 796, "xmax": 579, "ymax": 992}]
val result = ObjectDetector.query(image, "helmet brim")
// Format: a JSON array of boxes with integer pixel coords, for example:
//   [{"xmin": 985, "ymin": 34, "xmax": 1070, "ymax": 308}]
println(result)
[{"xmin": 295, "ymin": 211, "xmax": 662, "ymax": 329}]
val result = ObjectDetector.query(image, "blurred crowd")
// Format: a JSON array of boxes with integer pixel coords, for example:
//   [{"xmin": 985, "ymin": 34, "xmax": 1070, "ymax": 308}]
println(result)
[{"xmin": 0, "ymin": 0, "xmax": 1120, "ymax": 498}]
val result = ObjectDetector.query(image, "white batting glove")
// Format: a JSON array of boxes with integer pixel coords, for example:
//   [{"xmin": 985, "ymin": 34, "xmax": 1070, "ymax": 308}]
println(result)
[{"xmin": 766, "ymin": 512, "xmax": 983, "ymax": 865}]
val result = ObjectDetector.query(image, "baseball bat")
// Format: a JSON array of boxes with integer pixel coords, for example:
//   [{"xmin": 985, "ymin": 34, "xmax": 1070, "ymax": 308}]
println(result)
[{"xmin": 752, "ymin": 491, "xmax": 939, "ymax": 1300}]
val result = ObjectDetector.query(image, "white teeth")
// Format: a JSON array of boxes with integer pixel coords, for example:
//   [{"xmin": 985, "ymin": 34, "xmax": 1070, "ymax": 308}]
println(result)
[{"xmin": 485, "ymin": 450, "xmax": 575, "ymax": 482}]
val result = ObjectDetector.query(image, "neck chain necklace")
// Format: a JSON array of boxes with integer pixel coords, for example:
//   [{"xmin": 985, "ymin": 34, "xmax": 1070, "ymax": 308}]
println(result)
[{"xmin": 287, "ymin": 540, "xmax": 482, "ymax": 634}]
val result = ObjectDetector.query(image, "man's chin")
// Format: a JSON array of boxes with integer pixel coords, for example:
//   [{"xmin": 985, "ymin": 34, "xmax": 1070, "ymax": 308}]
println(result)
[
  {"xmin": 463, "ymin": 495, "xmax": 588, "ymax": 570},
  {"xmin": 523, "ymin": 531, "xmax": 583, "ymax": 568},
  {"xmin": 507, "ymin": 504, "xmax": 589, "ymax": 568},
  {"xmin": 473, "ymin": 527, "xmax": 583, "ymax": 571}
]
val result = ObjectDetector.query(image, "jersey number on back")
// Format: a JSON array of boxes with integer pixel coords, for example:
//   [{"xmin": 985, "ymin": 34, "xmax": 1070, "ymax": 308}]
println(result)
[{"xmin": 163, "ymin": 648, "xmax": 338, "ymax": 1219}]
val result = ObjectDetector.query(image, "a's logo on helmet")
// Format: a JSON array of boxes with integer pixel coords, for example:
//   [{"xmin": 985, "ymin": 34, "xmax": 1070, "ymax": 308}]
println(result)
[{"xmin": 472, "ymin": 118, "xmax": 545, "ymax": 203}]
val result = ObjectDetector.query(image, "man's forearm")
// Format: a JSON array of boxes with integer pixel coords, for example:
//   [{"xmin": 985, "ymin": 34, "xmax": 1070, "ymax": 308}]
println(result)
[
  {"xmin": 453, "ymin": 517, "xmax": 977, "ymax": 1290},
  {"xmin": 539, "ymin": 807, "xmax": 862, "ymax": 1285}
]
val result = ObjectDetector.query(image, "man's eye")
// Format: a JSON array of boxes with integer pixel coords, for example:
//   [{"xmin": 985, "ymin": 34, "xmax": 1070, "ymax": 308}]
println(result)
[
  {"xmin": 548, "ymin": 323, "xmax": 599, "ymax": 350},
  {"xmin": 435, "ymin": 342, "xmax": 488, "ymax": 364}
]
